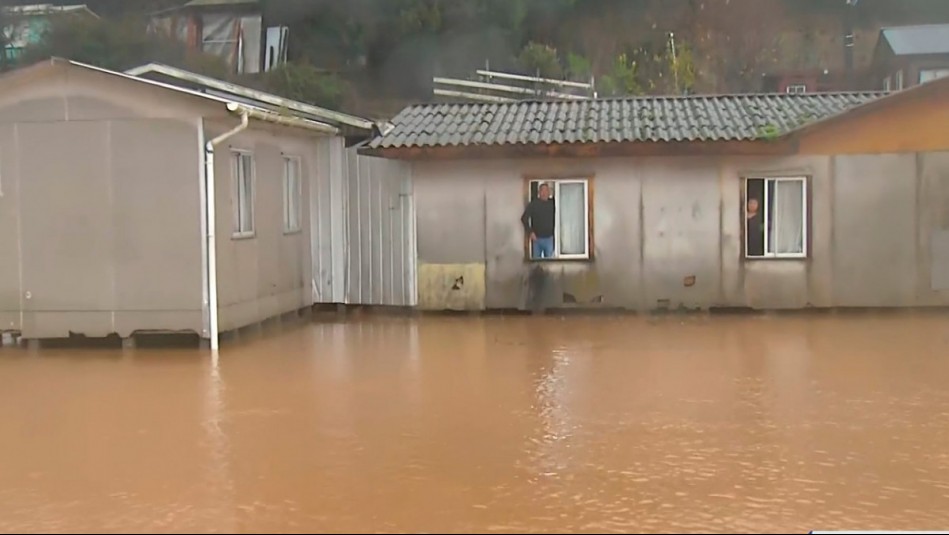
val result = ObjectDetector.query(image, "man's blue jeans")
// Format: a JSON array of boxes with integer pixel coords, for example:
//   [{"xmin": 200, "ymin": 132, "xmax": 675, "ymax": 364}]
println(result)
[{"xmin": 532, "ymin": 236, "xmax": 555, "ymax": 259}]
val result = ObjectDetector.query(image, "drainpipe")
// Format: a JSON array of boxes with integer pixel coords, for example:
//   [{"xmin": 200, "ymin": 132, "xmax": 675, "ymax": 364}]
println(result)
[{"xmin": 205, "ymin": 102, "xmax": 249, "ymax": 351}]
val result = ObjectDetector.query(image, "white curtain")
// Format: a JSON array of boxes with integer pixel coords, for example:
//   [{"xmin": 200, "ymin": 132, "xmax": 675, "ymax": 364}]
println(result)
[
  {"xmin": 773, "ymin": 181, "xmax": 804, "ymax": 255},
  {"xmin": 558, "ymin": 182, "xmax": 586, "ymax": 256}
]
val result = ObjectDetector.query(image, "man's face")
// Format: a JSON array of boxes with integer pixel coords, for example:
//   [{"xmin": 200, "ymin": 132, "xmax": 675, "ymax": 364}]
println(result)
[
  {"xmin": 538, "ymin": 184, "xmax": 550, "ymax": 200},
  {"xmin": 747, "ymin": 198, "xmax": 759, "ymax": 214}
]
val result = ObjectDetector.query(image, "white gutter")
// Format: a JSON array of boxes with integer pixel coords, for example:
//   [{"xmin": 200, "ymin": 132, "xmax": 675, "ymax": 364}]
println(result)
[
  {"xmin": 203, "ymin": 102, "xmax": 336, "ymax": 351},
  {"xmin": 205, "ymin": 103, "xmax": 249, "ymax": 352},
  {"xmin": 433, "ymin": 88, "xmax": 516, "ymax": 104},
  {"xmin": 434, "ymin": 77, "xmax": 590, "ymax": 100},
  {"xmin": 233, "ymin": 104, "xmax": 338, "ymax": 135},
  {"xmin": 126, "ymin": 62, "xmax": 374, "ymax": 131}
]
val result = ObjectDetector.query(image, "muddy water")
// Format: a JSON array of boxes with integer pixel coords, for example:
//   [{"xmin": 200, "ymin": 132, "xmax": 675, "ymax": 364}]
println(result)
[{"xmin": 1, "ymin": 315, "xmax": 949, "ymax": 533}]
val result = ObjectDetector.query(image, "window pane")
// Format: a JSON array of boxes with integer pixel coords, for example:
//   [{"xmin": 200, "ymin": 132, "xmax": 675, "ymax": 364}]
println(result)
[
  {"xmin": 558, "ymin": 182, "xmax": 586, "ymax": 256},
  {"xmin": 240, "ymin": 154, "xmax": 254, "ymax": 232},
  {"xmin": 233, "ymin": 154, "xmax": 242, "ymax": 232},
  {"xmin": 294, "ymin": 166, "xmax": 302, "ymax": 229},
  {"xmin": 746, "ymin": 179, "xmax": 765, "ymax": 256},
  {"xmin": 283, "ymin": 159, "xmax": 292, "ymax": 230},
  {"xmin": 286, "ymin": 159, "xmax": 301, "ymax": 231},
  {"xmin": 772, "ymin": 180, "xmax": 804, "ymax": 255}
]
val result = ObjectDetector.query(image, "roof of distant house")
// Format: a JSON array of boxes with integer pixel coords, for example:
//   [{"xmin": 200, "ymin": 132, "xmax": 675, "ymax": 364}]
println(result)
[
  {"xmin": 880, "ymin": 24, "xmax": 949, "ymax": 56},
  {"xmin": 367, "ymin": 92, "xmax": 884, "ymax": 150}
]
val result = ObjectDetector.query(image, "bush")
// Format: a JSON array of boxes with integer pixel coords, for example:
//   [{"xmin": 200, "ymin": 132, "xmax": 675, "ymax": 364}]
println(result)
[
  {"xmin": 518, "ymin": 41, "xmax": 562, "ymax": 79},
  {"xmin": 262, "ymin": 61, "xmax": 349, "ymax": 109},
  {"xmin": 18, "ymin": 14, "xmax": 228, "ymax": 75},
  {"xmin": 599, "ymin": 53, "xmax": 641, "ymax": 97},
  {"xmin": 566, "ymin": 51, "xmax": 592, "ymax": 81}
]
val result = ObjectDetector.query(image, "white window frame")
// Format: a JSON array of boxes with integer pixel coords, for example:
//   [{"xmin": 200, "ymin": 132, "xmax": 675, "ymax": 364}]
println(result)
[
  {"xmin": 785, "ymin": 84, "xmax": 807, "ymax": 94},
  {"xmin": 527, "ymin": 178, "xmax": 591, "ymax": 260},
  {"xmin": 744, "ymin": 176, "xmax": 808, "ymax": 260},
  {"xmin": 231, "ymin": 150, "xmax": 256, "ymax": 239},
  {"xmin": 282, "ymin": 155, "xmax": 303, "ymax": 234},
  {"xmin": 894, "ymin": 69, "xmax": 904, "ymax": 90},
  {"xmin": 883, "ymin": 76, "xmax": 891, "ymax": 91}
]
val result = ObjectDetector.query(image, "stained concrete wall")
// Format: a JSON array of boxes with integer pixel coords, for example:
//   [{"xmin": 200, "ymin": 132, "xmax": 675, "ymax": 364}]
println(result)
[{"xmin": 410, "ymin": 151, "xmax": 949, "ymax": 311}]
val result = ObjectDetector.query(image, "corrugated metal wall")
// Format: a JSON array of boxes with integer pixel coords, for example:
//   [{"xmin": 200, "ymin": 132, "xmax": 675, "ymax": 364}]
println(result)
[{"xmin": 310, "ymin": 138, "xmax": 417, "ymax": 307}]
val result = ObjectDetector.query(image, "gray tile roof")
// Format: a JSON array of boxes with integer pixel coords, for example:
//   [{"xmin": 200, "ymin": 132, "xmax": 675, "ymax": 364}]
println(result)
[
  {"xmin": 882, "ymin": 24, "xmax": 949, "ymax": 56},
  {"xmin": 369, "ymin": 93, "xmax": 884, "ymax": 149}
]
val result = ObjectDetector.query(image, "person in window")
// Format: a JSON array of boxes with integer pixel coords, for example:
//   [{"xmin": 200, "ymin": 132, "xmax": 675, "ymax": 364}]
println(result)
[
  {"xmin": 746, "ymin": 197, "xmax": 765, "ymax": 257},
  {"xmin": 522, "ymin": 183, "xmax": 556, "ymax": 259}
]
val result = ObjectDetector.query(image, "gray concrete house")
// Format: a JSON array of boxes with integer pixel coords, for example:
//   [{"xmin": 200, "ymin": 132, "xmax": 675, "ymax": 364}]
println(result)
[
  {"xmin": 362, "ymin": 77, "xmax": 949, "ymax": 312},
  {"xmin": 0, "ymin": 58, "xmax": 414, "ymax": 349},
  {"xmin": 873, "ymin": 24, "xmax": 949, "ymax": 90}
]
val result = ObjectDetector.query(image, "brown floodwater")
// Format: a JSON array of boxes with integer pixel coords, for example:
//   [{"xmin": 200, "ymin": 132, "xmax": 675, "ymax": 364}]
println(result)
[{"xmin": 1, "ymin": 313, "xmax": 949, "ymax": 533}]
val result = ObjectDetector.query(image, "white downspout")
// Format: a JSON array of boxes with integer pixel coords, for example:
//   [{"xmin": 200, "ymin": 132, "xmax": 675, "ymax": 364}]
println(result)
[{"xmin": 205, "ymin": 102, "xmax": 249, "ymax": 351}]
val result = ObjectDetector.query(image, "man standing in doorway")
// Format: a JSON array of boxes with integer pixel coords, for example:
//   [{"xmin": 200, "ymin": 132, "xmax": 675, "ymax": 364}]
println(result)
[{"xmin": 521, "ymin": 183, "xmax": 556, "ymax": 259}]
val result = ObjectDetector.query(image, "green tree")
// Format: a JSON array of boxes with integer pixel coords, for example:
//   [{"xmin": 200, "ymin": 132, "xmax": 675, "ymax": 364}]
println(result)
[
  {"xmin": 599, "ymin": 53, "xmax": 641, "ymax": 96},
  {"xmin": 565, "ymin": 51, "xmax": 592, "ymax": 81},
  {"xmin": 20, "ymin": 13, "xmax": 229, "ymax": 76},
  {"xmin": 518, "ymin": 41, "xmax": 562, "ymax": 78},
  {"xmin": 394, "ymin": 0, "xmax": 443, "ymax": 36},
  {"xmin": 669, "ymin": 41, "xmax": 696, "ymax": 94}
]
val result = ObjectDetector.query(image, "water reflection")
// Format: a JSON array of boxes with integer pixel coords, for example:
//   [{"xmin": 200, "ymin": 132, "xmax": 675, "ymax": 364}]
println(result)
[{"xmin": 1, "ymin": 314, "xmax": 948, "ymax": 533}]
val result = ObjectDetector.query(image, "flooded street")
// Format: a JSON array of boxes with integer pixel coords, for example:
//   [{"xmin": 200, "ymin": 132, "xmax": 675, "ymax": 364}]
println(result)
[{"xmin": 1, "ymin": 314, "xmax": 949, "ymax": 533}]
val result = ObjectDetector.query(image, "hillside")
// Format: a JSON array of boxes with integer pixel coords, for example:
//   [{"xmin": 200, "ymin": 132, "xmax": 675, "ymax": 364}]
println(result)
[{"xmin": 5, "ymin": 0, "xmax": 949, "ymax": 117}]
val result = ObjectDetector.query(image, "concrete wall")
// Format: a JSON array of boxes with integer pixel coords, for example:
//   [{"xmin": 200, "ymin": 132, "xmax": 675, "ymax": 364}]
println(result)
[
  {"xmin": 410, "ymin": 151, "xmax": 949, "ymax": 311},
  {"xmin": 798, "ymin": 80, "xmax": 949, "ymax": 155},
  {"xmin": 310, "ymin": 139, "xmax": 417, "ymax": 307},
  {"xmin": 0, "ymin": 124, "xmax": 22, "ymax": 333},
  {"xmin": 0, "ymin": 86, "xmax": 205, "ymax": 337},
  {"xmin": 0, "ymin": 61, "xmax": 339, "ymax": 338}
]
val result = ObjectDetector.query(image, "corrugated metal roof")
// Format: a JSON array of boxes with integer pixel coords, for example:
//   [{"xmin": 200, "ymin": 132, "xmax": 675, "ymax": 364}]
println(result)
[
  {"xmin": 881, "ymin": 24, "xmax": 949, "ymax": 56},
  {"xmin": 369, "ymin": 93, "xmax": 884, "ymax": 149}
]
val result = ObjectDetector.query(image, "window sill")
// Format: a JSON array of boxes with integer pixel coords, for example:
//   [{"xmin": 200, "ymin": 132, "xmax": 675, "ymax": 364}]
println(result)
[
  {"xmin": 232, "ymin": 232, "xmax": 256, "ymax": 240},
  {"xmin": 744, "ymin": 255, "xmax": 807, "ymax": 261},
  {"xmin": 283, "ymin": 228, "xmax": 303, "ymax": 236},
  {"xmin": 525, "ymin": 257, "xmax": 593, "ymax": 264}
]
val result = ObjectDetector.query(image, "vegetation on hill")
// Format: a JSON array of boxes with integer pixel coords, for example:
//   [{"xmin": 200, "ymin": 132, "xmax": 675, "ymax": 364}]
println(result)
[{"xmin": 4, "ymin": 0, "xmax": 949, "ymax": 112}]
